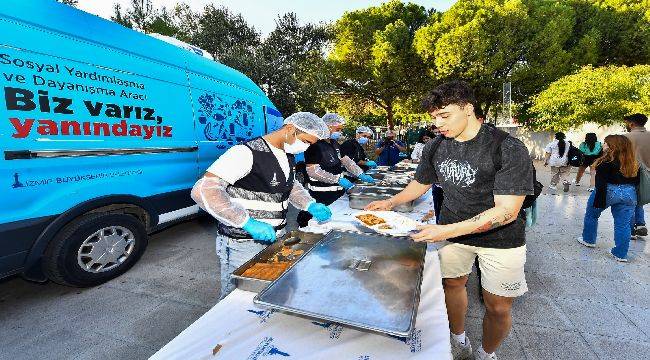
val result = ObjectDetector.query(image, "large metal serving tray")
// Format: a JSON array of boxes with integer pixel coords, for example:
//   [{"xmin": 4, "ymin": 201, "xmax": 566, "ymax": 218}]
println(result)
[
  {"xmin": 232, "ymin": 231, "xmax": 325, "ymax": 293},
  {"xmin": 253, "ymin": 230, "xmax": 427, "ymax": 337},
  {"xmin": 348, "ymin": 186, "xmax": 414, "ymax": 212}
]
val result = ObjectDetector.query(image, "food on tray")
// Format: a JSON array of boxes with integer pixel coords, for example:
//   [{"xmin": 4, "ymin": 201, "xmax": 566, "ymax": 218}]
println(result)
[
  {"xmin": 378, "ymin": 224, "xmax": 393, "ymax": 230},
  {"xmin": 242, "ymin": 262, "xmax": 290, "ymax": 280},
  {"xmin": 420, "ymin": 210, "xmax": 435, "ymax": 222},
  {"xmin": 356, "ymin": 213, "xmax": 386, "ymax": 226},
  {"xmin": 270, "ymin": 247, "xmax": 304, "ymax": 263}
]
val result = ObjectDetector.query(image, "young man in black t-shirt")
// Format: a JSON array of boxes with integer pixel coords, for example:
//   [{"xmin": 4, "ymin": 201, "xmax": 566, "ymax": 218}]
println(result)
[{"xmin": 366, "ymin": 81, "xmax": 533, "ymax": 360}]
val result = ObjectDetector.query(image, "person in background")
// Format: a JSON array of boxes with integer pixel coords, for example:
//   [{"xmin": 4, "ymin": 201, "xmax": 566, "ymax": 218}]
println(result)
[
  {"xmin": 544, "ymin": 132, "xmax": 570, "ymax": 191},
  {"xmin": 577, "ymin": 135, "xmax": 639, "ymax": 262},
  {"xmin": 340, "ymin": 126, "xmax": 377, "ymax": 172},
  {"xmin": 297, "ymin": 113, "xmax": 375, "ymax": 227},
  {"xmin": 375, "ymin": 130, "xmax": 407, "ymax": 167},
  {"xmin": 191, "ymin": 112, "xmax": 332, "ymax": 298},
  {"xmin": 623, "ymin": 113, "xmax": 649, "ymax": 238},
  {"xmin": 574, "ymin": 133, "xmax": 602, "ymax": 192},
  {"xmin": 411, "ymin": 130, "xmax": 435, "ymax": 163}
]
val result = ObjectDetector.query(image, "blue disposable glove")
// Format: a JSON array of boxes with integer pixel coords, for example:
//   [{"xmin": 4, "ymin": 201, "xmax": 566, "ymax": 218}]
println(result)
[
  {"xmin": 358, "ymin": 173, "xmax": 375, "ymax": 184},
  {"xmin": 338, "ymin": 177, "xmax": 355, "ymax": 190},
  {"xmin": 365, "ymin": 160, "xmax": 377, "ymax": 168},
  {"xmin": 242, "ymin": 218, "xmax": 276, "ymax": 242},
  {"xmin": 307, "ymin": 202, "xmax": 332, "ymax": 222}
]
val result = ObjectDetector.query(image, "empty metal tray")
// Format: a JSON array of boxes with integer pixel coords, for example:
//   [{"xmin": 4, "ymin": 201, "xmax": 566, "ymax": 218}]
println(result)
[
  {"xmin": 253, "ymin": 230, "xmax": 427, "ymax": 337},
  {"xmin": 348, "ymin": 186, "xmax": 414, "ymax": 212}
]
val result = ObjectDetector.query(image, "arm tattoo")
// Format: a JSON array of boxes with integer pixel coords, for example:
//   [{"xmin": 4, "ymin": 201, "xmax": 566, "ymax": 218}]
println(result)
[{"xmin": 470, "ymin": 212, "xmax": 514, "ymax": 234}]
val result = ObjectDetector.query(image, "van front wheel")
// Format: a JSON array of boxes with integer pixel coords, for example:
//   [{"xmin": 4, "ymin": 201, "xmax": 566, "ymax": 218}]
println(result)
[{"xmin": 43, "ymin": 213, "xmax": 148, "ymax": 287}]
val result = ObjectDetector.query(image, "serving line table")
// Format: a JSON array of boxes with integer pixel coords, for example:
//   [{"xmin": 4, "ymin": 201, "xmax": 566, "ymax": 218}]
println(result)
[{"xmin": 151, "ymin": 192, "xmax": 451, "ymax": 360}]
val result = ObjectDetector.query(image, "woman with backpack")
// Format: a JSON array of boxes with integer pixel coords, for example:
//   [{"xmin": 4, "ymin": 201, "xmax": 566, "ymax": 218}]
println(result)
[
  {"xmin": 573, "ymin": 133, "xmax": 602, "ymax": 192},
  {"xmin": 544, "ymin": 132, "xmax": 570, "ymax": 191},
  {"xmin": 576, "ymin": 135, "xmax": 639, "ymax": 262}
]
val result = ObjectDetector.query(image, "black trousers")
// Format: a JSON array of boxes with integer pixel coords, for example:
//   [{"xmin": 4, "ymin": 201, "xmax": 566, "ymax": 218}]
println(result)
[{"xmin": 297, "ymin": 189, "xmax": 345, "ymax": 227}]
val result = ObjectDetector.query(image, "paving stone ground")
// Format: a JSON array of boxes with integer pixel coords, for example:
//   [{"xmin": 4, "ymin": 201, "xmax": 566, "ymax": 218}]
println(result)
[{"xmin": 1, "ymin": 161, "xmax": 648, "ymax": 360}]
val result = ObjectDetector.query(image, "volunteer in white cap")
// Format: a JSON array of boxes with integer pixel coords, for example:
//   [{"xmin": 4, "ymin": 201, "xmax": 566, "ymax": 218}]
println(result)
[
  {"xmin": 191, "ymin": 112, "xmax": 332, "ymax": 298},
  {"xmin": 297, "ymin": 113, "xmax": 376, "ymax": 227}
]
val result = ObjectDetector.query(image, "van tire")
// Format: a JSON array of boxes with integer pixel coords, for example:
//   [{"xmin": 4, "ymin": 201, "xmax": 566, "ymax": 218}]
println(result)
[{"xmin": 43, "ymin": 213, "xmax": 148, "ymax": 287}]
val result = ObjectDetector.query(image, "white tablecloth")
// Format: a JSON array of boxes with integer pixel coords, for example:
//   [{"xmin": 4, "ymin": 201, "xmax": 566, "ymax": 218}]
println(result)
[{"xmin": 151, "ymin": 193, "xmax": 451, "ymax": 360}]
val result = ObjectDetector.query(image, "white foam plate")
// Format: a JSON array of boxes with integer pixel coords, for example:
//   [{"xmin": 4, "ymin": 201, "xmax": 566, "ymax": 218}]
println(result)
[{"xmin": 353, "ymin": 210, "xmax": 422, "ymax": 236}]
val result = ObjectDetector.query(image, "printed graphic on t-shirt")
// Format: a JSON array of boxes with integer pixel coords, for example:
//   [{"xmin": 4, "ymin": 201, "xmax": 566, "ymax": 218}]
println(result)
[{"xmin": 438, "ymin": 159, "xmax": 477, "ymax": 187}]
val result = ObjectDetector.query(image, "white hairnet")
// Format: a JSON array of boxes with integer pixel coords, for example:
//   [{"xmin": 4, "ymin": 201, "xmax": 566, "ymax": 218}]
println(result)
[
  {"xmin": 356, "ymin": 126, "xmax": 374, "ymax": 135},
  {"xmin": 284, "ymin": 112, "xmax": 330, "ymax": 140},
  {"xmin": 322, "ymin": 113, "xmax": 346, "ymax": 126}
]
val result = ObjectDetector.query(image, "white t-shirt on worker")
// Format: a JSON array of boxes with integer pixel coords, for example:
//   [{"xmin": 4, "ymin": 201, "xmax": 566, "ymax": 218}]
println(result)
[
  {"xmin": 544, "ymin": 139, "xmax": 570, "ymax": 167},
  {"xmin": 206, "ymin": 140, "xmax": 290, "ymax": 184}
]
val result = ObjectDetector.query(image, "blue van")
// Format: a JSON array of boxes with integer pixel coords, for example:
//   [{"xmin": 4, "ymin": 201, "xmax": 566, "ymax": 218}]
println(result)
[{"xmin": 0, "ymin": 0, "xmax": 284, "ymax": 286}]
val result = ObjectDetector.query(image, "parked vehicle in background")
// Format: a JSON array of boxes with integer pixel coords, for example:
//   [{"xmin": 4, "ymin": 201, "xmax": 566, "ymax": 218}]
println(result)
[{"xmin": 0, "ymin": 0, "xmax": 283, "ymax": 286}]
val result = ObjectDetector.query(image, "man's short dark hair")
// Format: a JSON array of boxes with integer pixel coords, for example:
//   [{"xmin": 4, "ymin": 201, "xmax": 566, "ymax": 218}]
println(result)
[
  {"xmin": 624, "ymin": 113, "xmax": 647, "ymax": 127},
  {"xmin": 422, "ymin": 81, "xmax": 477, "ymax": 112}
]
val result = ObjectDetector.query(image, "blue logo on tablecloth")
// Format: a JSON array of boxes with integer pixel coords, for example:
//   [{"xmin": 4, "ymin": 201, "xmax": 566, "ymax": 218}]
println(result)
[
  {"xmin": 311, "ymin": 321, "xmax": 344, "ymax": 339},
  {"xmin": 357, "ymin": 356, "xmax": 371, "ymax": 360},
  {"xmin": 247, "ymin": 309, "xmax": 275, "ymax": 323},
  {"xmin": 388, "ymin": 328, "xmax": 422, "ymax": 353},
  {"xmin": 247, "ymin": 337, "xmax": 290, "ymax": 359}
]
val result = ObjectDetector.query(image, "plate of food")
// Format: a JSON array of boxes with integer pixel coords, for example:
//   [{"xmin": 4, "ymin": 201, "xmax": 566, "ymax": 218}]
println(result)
[{"xmin": 353, "ymin": 211, "xmax": 422, "ymax": 236}]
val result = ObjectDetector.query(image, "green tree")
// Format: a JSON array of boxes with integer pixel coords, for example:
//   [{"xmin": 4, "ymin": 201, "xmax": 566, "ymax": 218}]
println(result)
[
  {"xmin": 414, "ymin": 0, "xmax": 650, "ymax": 119},
  {"xmin": 111, "ymin": 4, "xmax": 132, "ymax": 28},
  {"xmin": 192, "ymin": 4, "xmax": 261, "ymax": 70},
  {"xmin": 257, "ymin": 13, "xmax": 332, "ymax": 116},
  {"xmin": 527, "ymin": 65, "xmax": 650, "ymax": 131},
  {"xmin": 328, "ymin": 0, "xmax": 430, "ymax": 129}
]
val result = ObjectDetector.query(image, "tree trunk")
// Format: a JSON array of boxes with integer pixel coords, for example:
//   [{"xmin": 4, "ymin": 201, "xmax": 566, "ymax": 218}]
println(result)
[{"xmin": 386, "ymin": 104, "xmax": 394, "ymax": 130}]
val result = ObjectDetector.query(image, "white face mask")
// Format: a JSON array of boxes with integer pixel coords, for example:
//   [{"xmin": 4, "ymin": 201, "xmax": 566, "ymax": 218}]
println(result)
[{"xmin": 284, "ymin": 134, "xmax": 310, "ymax": 154}]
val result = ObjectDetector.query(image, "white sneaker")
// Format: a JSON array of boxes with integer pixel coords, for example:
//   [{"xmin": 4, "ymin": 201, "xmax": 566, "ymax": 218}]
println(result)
[
  {"xmin": 573, "ymin": 180, "xmax": 581, "ymax": 186},
  {"xmin": 610, "ymin": 251, "xmax": 628, "ymax": 262},
  {"xmin": 587, "ymin": 187, "xmax": 594, "ymax": 192},
  {"xmin": 476, "ymin": 349, "xmax": 498, "ymax": 360},
  {"xmin": 549, "ymin": 185, "xmax": 557, "ymax": 191},
  {"xmin": 451, "ymin": 335, "xmax": 473, "ymax": 360},
  {"xmin": 576, "ymin": 236, "xmax": 596, "ymax": 248}
]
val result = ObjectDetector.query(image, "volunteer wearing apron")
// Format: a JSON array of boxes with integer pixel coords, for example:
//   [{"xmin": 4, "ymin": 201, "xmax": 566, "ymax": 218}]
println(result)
[
  {"xmin": 191, "ymin": 112, "xmax": 332, "ymax": 298},
  {"xmin": 340, "ymin": 126, "xmax": 377, "ymax": 172},
  {"xmin": 297, "ymin": 114, "xmax": 376, "ymax": 228}
]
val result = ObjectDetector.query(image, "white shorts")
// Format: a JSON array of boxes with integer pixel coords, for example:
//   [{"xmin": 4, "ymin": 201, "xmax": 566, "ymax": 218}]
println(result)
[{"xmin": 439, "ymin": 242, "xmax": 528, "ymax": 297}]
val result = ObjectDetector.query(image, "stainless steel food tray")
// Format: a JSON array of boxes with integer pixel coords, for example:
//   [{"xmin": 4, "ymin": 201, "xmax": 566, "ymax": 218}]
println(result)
[
  {"xmin": 253, "ymin": 230, "xmax": 427, "ymax": 337},
  {"xmin": 348, "ymin": 186, "xmax": 414, "ymax": 212},
  {"xmin": 232, "ymin": 231, "xmax": 325, "ymax": 293}
]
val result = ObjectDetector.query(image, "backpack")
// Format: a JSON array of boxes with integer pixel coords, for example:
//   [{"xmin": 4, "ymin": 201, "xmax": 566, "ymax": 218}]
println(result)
[
  {"xmin": 566, "ymin": 141, "xmax": 584, "ymax": 167},
  {"xmin": 428, "ymin": 129, "xmax": 542, "ymax": 210}
]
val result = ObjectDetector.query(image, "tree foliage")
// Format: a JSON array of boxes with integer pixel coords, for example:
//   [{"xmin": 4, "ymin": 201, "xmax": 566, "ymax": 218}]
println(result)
[
  {"xmin": 527, "ymin": 65, "xmax": 650, "ymax": 131},
  {"xmin": 105, "ymin": 0, "xmax": 650, "ymax": 130},
  {"xmin": 328, "ymin": 0, "xmax": 431, "ymax": 128},
  {"xmin": 414, "ymin": 0, "xmax": 650, "ymax": 119}
]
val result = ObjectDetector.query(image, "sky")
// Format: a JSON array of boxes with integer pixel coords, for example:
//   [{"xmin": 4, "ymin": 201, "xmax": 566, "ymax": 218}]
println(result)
[{"xmin": 77, "ymin": 0, "xmax": 456, "ymax": 36}]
